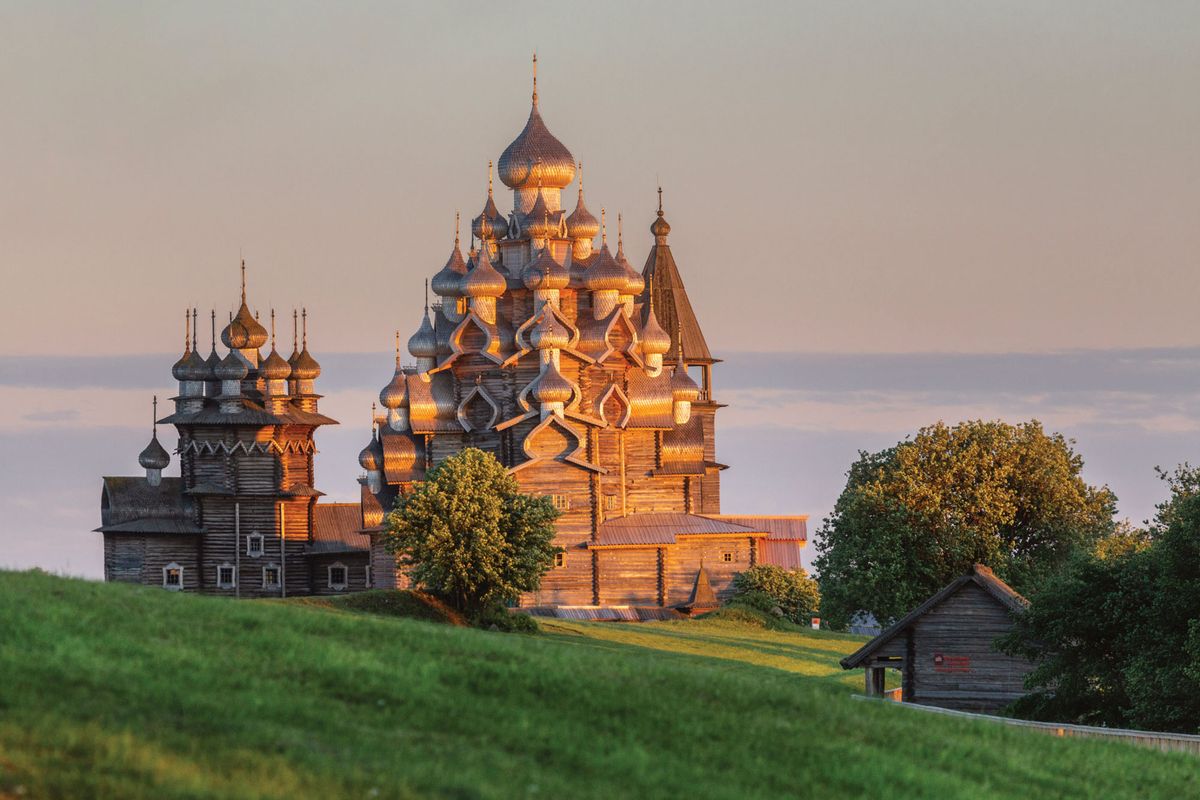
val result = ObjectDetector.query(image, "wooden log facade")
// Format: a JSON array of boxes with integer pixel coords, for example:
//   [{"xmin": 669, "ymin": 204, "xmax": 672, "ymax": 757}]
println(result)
[
  {"xmin": 841, "ymin": 565, "xmax": 1034, "ymax": 713},
  {"xmin": 360, "ymin": 64, "xmax": 807, "ymax": 609}
]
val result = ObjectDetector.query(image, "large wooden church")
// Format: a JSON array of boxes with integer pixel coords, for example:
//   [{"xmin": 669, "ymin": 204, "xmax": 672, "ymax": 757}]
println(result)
[{"xmin": 99, "ymin": 59, "xmax": 807, "ymax": 606}]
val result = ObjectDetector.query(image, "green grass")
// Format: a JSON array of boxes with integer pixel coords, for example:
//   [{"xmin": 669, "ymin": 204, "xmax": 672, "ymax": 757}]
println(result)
[{"xmin": 0, "ymin": 571, "xmax": 1195, "ymax": 799}]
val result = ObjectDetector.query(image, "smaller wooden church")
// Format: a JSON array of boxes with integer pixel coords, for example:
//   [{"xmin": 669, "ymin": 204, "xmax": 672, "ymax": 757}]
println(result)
[{"xmin": 841, "ymin": 564, "xmax": 1032, "ymax": 712}]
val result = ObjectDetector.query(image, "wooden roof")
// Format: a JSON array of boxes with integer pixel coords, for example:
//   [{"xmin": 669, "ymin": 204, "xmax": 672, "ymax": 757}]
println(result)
[
  {"xmin": 309, "ymin": 503, "xmax": 370, "ymax": 554},
  {"xmin": 641, "ymin": 239, "xmax": 714, "ymax": 364},
  {"xmin": 95, "ymin": 476, "xmax": 202, "ymax": 535},
  {"xmin": 840, "ymin": 564, "xmax": 1029, "ymax": 670},
  {"xmin": 592, "ymin": 512, "xmax": 764, "ymax": 547},
  {"xmin": 704, "ymin": 515, "xmax": 808, "ymax": 542}
]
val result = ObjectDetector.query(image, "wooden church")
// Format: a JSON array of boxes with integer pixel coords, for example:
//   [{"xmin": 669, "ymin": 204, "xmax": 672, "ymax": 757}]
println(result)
[
  {"xmin": 98, "ymin": 59, "xmax": 807, "ymax": 606},
  {"xmin": 357, "ymin": 58, "xmax": 807, "ymax": 608}
]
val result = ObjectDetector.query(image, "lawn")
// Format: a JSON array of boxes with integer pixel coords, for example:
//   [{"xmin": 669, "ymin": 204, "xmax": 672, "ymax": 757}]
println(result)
[{"xmin": 0, "ymin": 570, "xmax": 1195, "ymax": 799}]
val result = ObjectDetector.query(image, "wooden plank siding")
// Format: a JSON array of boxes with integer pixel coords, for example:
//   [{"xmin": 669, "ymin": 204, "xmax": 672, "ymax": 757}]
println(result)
[
  {"xmin": 307, "ymin": 553, "xmax": 371, "ymax": 596},
  {"xmin": 103, "ymin": 534, "xmax": 200, "ymax": 590}
]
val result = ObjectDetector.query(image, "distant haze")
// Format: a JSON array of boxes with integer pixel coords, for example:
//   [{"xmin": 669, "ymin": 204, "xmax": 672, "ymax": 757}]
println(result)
[{"xmin": 1, "ymin": 4, "xmax": 1198, "ymax": 575}]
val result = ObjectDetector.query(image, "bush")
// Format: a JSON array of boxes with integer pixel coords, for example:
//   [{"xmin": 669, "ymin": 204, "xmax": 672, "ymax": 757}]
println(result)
[
  {"xmin": 474, "ymin": 603, "xmax": 540, "ymax": 634},
  {"xmin": 727, "ymin": 589, "xmax": 784, "ymax": 617},
  {"xmin": 731, "ymin": 565, "xmax": 819, "ymax": 625}
]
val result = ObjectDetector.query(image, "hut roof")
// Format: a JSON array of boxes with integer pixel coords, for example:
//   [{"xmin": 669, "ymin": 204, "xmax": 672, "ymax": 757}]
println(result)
[
  {"xmin": 308, "ymin": 503, "xmax": 370, "ymax": 554},
  {"xmin": 95, "ymin": 476, "xmax": 202, "ymax": 535},
  {"xmin": 840, "ymin": 564, "xmax": 1028, "ymax": 670},
  {"xmin": 680, "ymin": 564, "xmax": 718, "ymax": 610},
  {"xmin": 703, "ymin": 515, "xmax": 808, "ymax": 542},
  {"xmin": 592, "ymin": 512, "xmax": 764, "ymax": 547}
]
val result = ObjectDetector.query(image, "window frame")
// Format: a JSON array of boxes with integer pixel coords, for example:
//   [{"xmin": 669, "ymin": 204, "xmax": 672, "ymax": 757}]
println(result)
[
  {"xmin": 328, "ymin": 562, "xmax": 348, "ymax": 591},
  {"xmin": 246, "ymin": 531, "xmax": 264, "ymax": 558},
  {"xmin": 262, "ymin": 563, "xmax": 281, "ymax": 589},
  {"xmin": 553, "ymin": 552, "xmax": 566, "ymax": 569},
  {"xmin": 721, "ymin": 551, "xmax": 734, "ymax": 563},
  {"xmin": 217, "ymin": 563, "xmax": 236, "ymax": 589},
  {"xmin": 550, "ymin": 494, "xmax": 570, "ymax": 511},
  {"xmin": 162, "ymin": 562, "xmax": 183, "ymax": 591}
]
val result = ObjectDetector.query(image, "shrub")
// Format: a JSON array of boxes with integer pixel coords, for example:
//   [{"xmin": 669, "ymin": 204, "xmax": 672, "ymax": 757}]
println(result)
[
  {"xmin": 731, "ymin": 564, "xmax": 820, "ymax": 625},
  {"xmin": 474, "ymin": 603, "xmax": 540, "ymax": 634}
]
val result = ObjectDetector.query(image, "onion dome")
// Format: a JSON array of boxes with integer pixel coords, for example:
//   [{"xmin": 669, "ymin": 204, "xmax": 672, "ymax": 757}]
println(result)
[
  {"xmin": 497, "ymin": 55, "xmax": 576, "ymax": 190},
  {"xmin": 215, "ymin": 350, "xmax": 248, "ymax": 382},
  {"xmin": 407, "ymin": 310, "xmax": 437, "ymax": 360},
  {"xmin": 534, "ymin": 360, "xmax": 573, "ymax": 405},
  {"xmin": 205, "ymin": 347, "xmax": 221, "ymax": 380},
  {"xmin": 289, "ymin": 310, "xmax": 321, "ymax": 380},
  {"xmin": 530, "ymin": 312, "xmax": 571, "ymax": 351},
  {"xmin": 461, "ymin": 245, "xmax": 507, "ymax": 298},
  {"xmin": 615, "ymin": 219, "xmax": 645, "ymax": 295},
  {"xmin": 583, "ymin": 242, "xmax": 627, "ymax": 292},
  {"xmin": 671, "ymin": 361, "xmax": 701, "ymax": 402},
  {"xmin": 380, "ymin": 369, "xmax": 408, "ymax": 409},
  {"xmin": 138, "ymin": 434, "xmax": 170, "ymax": 471},
  {"xmin": 651, "ymin": 187, "xmax": 671, "ymax": 239},
  {"xmin": 566, "ymin": 164, "xmax": 599, "ymax": 241},
  {"xmin": 472, "ymin": 163, "xmax": 510, "ymax": 242},
  {"xmin": 522, "ymin": 245, "xmax": 569, "ymax": 291},
  {"xmin": 260, "ymin": 348, "xmax": 291, "ymax": 381},
  {"xmin": 432, "ymin": 216, "xmax": 468, "ymax": 297},
  {"xmin": 358, "ymin": 432, "xmax": 383, "ymax": 472},
  {"xmin": 641, "ymin": 307, "xmax": 671, "ymax": 356},
  {"xmin": 171, "ymin": 310, "xmax": 193, "ymax": 380},
  {"xmin": 222, "ymin": 304, "xmax": 268, "ymax": 350},
  {"xmin": 524, "ymin": 185, "xmax": 557, "ymax": 240}
]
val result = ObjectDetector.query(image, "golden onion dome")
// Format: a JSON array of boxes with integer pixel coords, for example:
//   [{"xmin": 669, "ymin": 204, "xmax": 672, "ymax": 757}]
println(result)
[
  {"xmin": 524, "ymin": 186, "xmax": 558, "ymax": 240},
  {"xmin": 530, "ymin": 313, "xmax": 571, "ymax": 351},
  {"xmin": 222, "ymin": 302, "xmax": 268, "ymax": 350},
  {"xmin": 432, "ymin": 217, "xmax": 468, "ymax": 297},
  {"xmin": 472, "ymin": 163, "xmax": 510, "ymax": 241},
  {"xmin": 461, "ymin": 246, "xmax": 507, "ymax": 298},
  {"xmin": 380, "ymin": 368, "xmax": 409, "ymax": 410},
  {"xmin": 260, "ymin": 347, "xmax": 292, "ymax": 381},
  {"xmin": 583, "ymin": 242, "xmax": 627, "ymax": 292},
  {"xmin": 358, "ymin": 433, "xmax": 383, "ymax": 472},
  {"xmin": 641, "ymin": 306, "xmax": 671, "ymax": 356},
  {"xmin": 566, "ymin": 168, "xmax": 599, "ymax": 241},
  {"xmin": 522, "ymin": 245, "xmax": 569, "ymax": 291},
  {"xmin": 214, "ymin": 351, "xmax": 248, "ymax": 382},
  {"xmin": 651, "ymin": 197, "xmax": 671, "ymax": 239},
  {"xmin": 138, "ymin": 433, "xmax": 171, "ymax": 471},
  {"xmin": 407, "ymin": 311, "xmax": 437, "ymax": 359},
  {"xmin": 290, "ymin": 347, "xmax": 321, "ymax": 381},
  {"xmin": 671, "ymin": 362, "xmax": 701, "ymax": 402},
  {"xmin": 497, "ymin": 58, "xmax": 576, "ymax": 190},
  {"xmin": 534, "ymin": 361, "xmax": 573, "ymax": 405}
]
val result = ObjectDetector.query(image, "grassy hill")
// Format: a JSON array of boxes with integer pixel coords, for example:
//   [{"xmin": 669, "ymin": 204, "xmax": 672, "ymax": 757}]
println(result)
[{"xmin": 0, "ymin": 572, "xmax": 1195, "ymax": 799}]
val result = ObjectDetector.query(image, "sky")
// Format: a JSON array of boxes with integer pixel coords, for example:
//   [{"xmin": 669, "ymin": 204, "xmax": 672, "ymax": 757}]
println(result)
[{"xmin": 1, "ymin": 2, "xmax": 1199, "ymax": 576}]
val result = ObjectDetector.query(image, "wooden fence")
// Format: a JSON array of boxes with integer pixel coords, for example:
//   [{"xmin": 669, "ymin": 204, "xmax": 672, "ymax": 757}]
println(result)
[{"xmin": 855, "ymin": 696, "xmax": 1200, "ymax": 755}]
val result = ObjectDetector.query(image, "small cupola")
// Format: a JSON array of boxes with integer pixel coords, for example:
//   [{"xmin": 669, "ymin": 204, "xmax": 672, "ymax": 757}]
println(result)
[{"xmin": 138, "ymin": 396, "xmax": 170, "ymax": 486}]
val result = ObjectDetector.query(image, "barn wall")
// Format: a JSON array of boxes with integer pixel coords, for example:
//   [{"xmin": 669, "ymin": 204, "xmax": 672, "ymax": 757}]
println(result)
[
  {"xmin": 307, "ymin": 553, "xmax": 371, "ymax": 596},
  {"xmin": 909, "ymin": 583, "xmax": 1032, "ymax": 712},
  {"xmin": 103, "ymin": 534, "xmax": 200, "ymax": 591}
]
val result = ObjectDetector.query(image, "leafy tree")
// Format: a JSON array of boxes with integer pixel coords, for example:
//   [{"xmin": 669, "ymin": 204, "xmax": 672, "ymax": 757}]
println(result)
[
  {"xmin": 1003, "ymin": 466, "xmax": 1200, "ymax": 731},
  {"xmin": 814, "ymin": 420, "xmax": 1115, "ymax": 629},
  {"xmin": 730, "ymin": 565, "xmax": 820, "ymax": 624},
  {"xmin": 384, "ymin": 448, "xmax": 560, "ymax": 617}
]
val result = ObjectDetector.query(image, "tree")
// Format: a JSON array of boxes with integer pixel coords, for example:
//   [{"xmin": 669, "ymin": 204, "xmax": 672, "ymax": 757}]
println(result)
[
  {"xmin": 1002, "ymin": 465, "xmax": 1200, "ymax": 732},
  {"xmin": 814, "ymin": 420, "xmax": 1115, "ymax": 629},
  {"xmin": 384, "ymin": 448, "xmax": 560, "ymax": 617},
  {"xmin": 730, "ymin": 564, "xmax": 820, "ymax": 624}
]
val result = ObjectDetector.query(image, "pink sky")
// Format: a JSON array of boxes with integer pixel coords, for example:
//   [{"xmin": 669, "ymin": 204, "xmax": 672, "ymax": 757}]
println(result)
[{"xmin": 1, "ymin": 3, "xmax": 1199, "ymax": 575}]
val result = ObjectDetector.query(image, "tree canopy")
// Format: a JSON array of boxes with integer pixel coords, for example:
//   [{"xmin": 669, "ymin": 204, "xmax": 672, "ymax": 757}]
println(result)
[
  {"xmin": 814, "ymin": 420, "xmax": 1116, "ymax": 629},
  {"xmin": 1002, "ymin": 465, "xmax": 1200, "ymax": 732},
  {"xmin": 730, "ymin": 564, "xmax": 820, "ymax": 625},
  {"xmin": 384, "ymin": 448, "xmax": 560, "ymax": 616}
]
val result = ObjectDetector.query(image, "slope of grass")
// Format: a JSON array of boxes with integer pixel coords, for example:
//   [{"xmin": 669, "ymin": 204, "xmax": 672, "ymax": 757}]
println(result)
[{"xmin": 0, "ymin": 570, "xmax": 1195, "ymax": 799}]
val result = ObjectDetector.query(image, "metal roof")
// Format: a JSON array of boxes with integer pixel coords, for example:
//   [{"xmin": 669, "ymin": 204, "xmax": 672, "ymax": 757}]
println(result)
[
  {"xmin": 593, "ymin": 512, "xmax": 762, "ymax": 547},
  {"xmin": 703, "ymin": 515, "xmax": 808, "ymax": 542}
]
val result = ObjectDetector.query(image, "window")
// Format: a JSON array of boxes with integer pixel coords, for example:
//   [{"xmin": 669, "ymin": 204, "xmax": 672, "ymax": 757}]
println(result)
[
  {"xmin": 328, "ymin": 563, "xmax": 348, "ymax": 591},
  {"xmin": 263, "ymin": 564, "xmax": 280, "ymax": 589},
  {"xmin": 721, "ymin": 551, "xmax": 734, "ymax": 563},
  {"xmin": 550, "ymin": 494, "xmax": 570, "ymax": 511},
  {"xmin": 246, "ymin": 532, "xmax": 264, "ymax": 558},
  {"xmin": 553, "ymin": 552, "xmax": 566, "ymax": 569},
  {"xmin": 364, "ymin": 564, "xmax": 373, "ymax": 588},
  {"xmin": 217, "ymin": 564, "xmax": 236, "ymax": 589},
  {"xmin": 162, "ymin": 562, "xmax": 183, "ymax": 591},
  {"xmin": 604, "ymin": 495, "xmax": 620, "ymax": 512}
]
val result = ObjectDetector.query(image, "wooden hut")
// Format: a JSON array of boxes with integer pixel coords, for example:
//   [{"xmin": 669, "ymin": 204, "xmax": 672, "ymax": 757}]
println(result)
[{"xmin": 840, "ymin": 564, "xmax": 1032, "ymax": 712}]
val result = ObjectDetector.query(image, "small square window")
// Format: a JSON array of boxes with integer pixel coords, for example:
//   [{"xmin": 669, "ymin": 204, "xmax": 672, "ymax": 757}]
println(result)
[
  {"xmin": 604, "ymin": 495, "xmax": 620, "ymax": 511},
  {"xmin": 553, "ymin": 552, "xmax": 566, "ymax": 569},
  {"xmin": 263, "ymin": 565, "xmax": 280, "ymax": 588},
  {"xmin": 328, "ymin": 564, "xmax": 348, "ymax": 591},
  {"xmin": 721, "ymin": 552, "xmax": 734, "ymax": 563},
  {"xmin": 218, "ymin": 565, "xmax": 236, "ymax": 589},
  {"xmin": 550, "ymin": 495, "xmax": 570, "ymax": 511},
  {"xmin": 163, "ymin": 563, "xmax": 183, "ymax": 591},
  {"xmin": 246, "ymin": 533, "xmax": 264, "ymax": 557}
]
